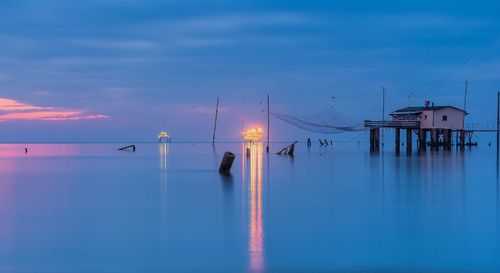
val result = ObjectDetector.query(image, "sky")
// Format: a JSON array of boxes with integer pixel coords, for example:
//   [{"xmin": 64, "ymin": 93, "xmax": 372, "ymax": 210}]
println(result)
[{"xmin": 1, "ymin": 0, "xmax": 500, "ymax": 142}]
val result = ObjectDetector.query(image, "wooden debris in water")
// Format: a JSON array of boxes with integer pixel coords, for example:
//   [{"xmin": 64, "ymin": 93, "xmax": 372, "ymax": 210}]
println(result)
[
  {"xmin": 118, "ymin": 145, "xmax": 136, "ymax": 152},
  {"xmin": 277, "ymin": 141, "xmax": 298, "ymax": 156}
]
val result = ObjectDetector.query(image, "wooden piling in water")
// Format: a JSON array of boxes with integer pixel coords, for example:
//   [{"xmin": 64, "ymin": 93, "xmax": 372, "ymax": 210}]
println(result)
[
  {"xmin": 266, "ymin": 94, "xmax": 270, "ymax": 153},
  {"xmin": 395, "ymin": 128, "xmax": 400, "ymax": 155},
  {"xmin": 370, "ymin": 129, "xmax": 374, "ymax": 151},
  {"xmin": 406, "ymin": 128, "xmax": 412, "ymax": 154},
  {"xmin": 497, "ymin": 92, "xmax": 500, "ymax": 157},
  {"xmin": 444, "ymin": 129, "xmax": 452, "ymax": 150},
  {"xmin": 460, "ymin": 130, "xmax": 465, "ymax": 148},
  {"xmin": 370, "ymin": 128, "xmax": 380, "ymax": 152},
  {"xmin": 219, "ymin": 151, "xmax": 235, "ymax": 174},
  {"xmin": 419, "ymin": 129, "xmax": 427, "ymax": 151},
  {"xmin": 431, "ymin": 129, "xmax": 439, "ymax": 147}
]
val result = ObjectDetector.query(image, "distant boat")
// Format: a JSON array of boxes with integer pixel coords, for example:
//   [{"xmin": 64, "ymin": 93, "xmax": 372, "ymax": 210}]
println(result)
[{"xmin": 158, "ymin": 131, "xmax": 171, "ymax": 142}]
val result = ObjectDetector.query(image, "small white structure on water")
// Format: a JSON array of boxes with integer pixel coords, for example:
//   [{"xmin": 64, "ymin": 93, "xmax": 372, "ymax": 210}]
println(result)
[
  {"xmin": 390, "ymin": 101, "xmax": 467, "ymax": 130},
  {"xmin": 158, "ymin": 131, "xmax": 171, "ymax": 142}
]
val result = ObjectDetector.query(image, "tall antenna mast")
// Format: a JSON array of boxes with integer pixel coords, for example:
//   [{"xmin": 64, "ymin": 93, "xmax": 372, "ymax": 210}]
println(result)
[
  {"xmin": 408, "ymin": 91, "xmax": 413, "ymax": 107},
  {"xmin": 463, "ymin": 80, "xmax": 468, "ymax": 111},
  {"xmin": 382, "ymin": 86, "xmax": 385, "ymax": 146},
  {"xmin": 212, "ymin": 97, "xmax": 219, "ymax": 145}
]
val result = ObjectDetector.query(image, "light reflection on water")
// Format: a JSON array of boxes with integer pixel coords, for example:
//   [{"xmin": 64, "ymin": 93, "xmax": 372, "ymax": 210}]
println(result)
[
  {"xmin": 159, "ymin": 143, "xmax": 169, "ymax": 227},
  {"xmin": 1, "ymin": 143, "xmax": 500, "ymax": 272},
  {"xmin": 244, "ymin": 142, "xmax": 264, "ymax": 272}
]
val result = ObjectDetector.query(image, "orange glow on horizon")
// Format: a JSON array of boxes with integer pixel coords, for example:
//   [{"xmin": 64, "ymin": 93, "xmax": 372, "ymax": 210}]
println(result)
[{"xmin": 0, "ymin": 97, "xmax": 108, "ymax": 121}]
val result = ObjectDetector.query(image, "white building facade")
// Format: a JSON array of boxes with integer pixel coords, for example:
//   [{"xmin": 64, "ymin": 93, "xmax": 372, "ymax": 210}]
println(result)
[{"xmin": 390, "ymin": 103, "xmax": 467, "ymax": 130}]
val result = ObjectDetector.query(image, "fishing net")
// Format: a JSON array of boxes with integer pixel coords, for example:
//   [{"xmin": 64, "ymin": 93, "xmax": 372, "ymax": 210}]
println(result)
[{"xmin": 271, "ymin": 107, "xmax": 366, "ymax": 134}]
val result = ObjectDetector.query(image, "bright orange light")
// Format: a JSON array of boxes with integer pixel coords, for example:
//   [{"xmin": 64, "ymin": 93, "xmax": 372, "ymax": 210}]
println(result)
[{"xmin": 242, "ymin": 127, "xmax": 264, "ymax": 142}]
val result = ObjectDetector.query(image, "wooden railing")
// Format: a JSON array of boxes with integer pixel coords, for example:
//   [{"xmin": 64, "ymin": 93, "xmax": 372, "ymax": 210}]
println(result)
[
  {"xmin": 464, "ymin": 123, "xmax": 497, "ymax": 132},
  {"xmin": 364, "ymin": 120, "xmax": 420, "ymax": 128}
]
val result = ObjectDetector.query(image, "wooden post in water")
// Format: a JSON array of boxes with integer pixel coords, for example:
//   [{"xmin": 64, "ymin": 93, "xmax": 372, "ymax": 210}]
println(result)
[
  {"xmin": 370, "ymin": 128, "xmax": 380, "ymax": 152},
  {"xmin": 266, "ymin": 94, "xmax": 270, "ymax": 153},
  {"xmin": 497, "ymin": 92, "xmax": 499, "ymax": 157},
  {"xmin": 219, "ymin": 151, "xmax": 235, "ymax": 175},
  {"xmin": 370, "ymin": 129, "xmax": 375, "ymax": 151},
  {"xmin": 449, "ymin": 129, "xmax": 454, "ymax": 148},
  {"xmin": 418, "ymin": 129, "xmax": 427, "ymax": 151},
  {"xmin": 431, "ymin": 129, "xmax": 439, "ymax": 148},
  {"xmin": 460, "ymin": 130, "xmax": 465, "ymax": 149},
  {"xmin": 381, "ymin": 87, "xmax": 385, "ymax": 147},
  {"xmin": 419, "ymin": 129, "xmax": 427, "ymax": 151},
  {"xmin": 443, "ymin": 129, "xmax": 448, "ymax": 149},
  {"xmin": 406, "ymin": 128, "xmax": 412, "ymax": 154},
  {"xmin": 212, "ymin": 97, "xmax": 220, "ymax": 146},
  {"xmin": 443, "ymin": 129, "xmax": 451, "ymax": 150},
  {"xmin": 395, "ymin": 128, "xmax": 400, "ymax": 155}
]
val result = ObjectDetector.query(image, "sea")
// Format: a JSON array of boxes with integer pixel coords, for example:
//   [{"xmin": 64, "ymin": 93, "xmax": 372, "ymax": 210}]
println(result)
[{"xmin": 1, "ymin": 141, "xmax": 500, "ymax": 273}]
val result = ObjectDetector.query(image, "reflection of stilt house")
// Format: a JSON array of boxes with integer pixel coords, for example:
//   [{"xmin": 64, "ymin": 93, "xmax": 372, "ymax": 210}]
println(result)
[{"xmin": 365, "ymin": 101, "xmax": 468, "ymax": 153}]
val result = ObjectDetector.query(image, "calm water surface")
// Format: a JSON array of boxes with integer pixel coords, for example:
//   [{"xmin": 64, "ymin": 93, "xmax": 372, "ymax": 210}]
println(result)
[{"xmin": 1, "ymin": 142, "xmax": 499, "ymax": 273}]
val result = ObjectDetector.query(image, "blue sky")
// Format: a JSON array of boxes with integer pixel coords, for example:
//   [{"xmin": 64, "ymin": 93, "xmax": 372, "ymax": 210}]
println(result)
[{"xmin": 1, "ymin": 0, "xmax": 500, "ymax": 142}]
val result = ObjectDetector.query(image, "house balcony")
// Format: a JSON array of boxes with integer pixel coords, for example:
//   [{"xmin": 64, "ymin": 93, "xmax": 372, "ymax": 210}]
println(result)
[{"xmin": 364, "ymin": 120, "xmax": 420, "ymax": 129}]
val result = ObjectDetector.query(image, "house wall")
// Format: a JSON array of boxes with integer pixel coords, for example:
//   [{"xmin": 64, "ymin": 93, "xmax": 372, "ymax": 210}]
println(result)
[
  {"xmin": 419, "ymin": 108, "xmax": 464, "ymax": 129},
  {"xmin": 391, "ymin": 114, "xmax": 419, "ymax": 121},
  {"xmin": 419, "ymin": 110, "xmax": 434, "ymax": 128}
]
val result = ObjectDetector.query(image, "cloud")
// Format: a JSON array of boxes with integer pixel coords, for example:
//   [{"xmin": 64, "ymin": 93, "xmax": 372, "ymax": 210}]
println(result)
[
  {"xmin": 45, "ymin": 56, "xmax": 170, "ymax": 66},
  {"xmin": 173, "ymin": 12, "xmax": 311, "ymax": 32},
  {"xmin": 173, "ymin": 37, "xmax": 232, "ymax": 47},
  {"xmin": 68, "ymin": 38, "xmax": 159, "ymax": 50},
  {"xmin": 0, "ymin": 97, "xmax": 109, "ymax": 121},
  {"xmin": 0, "ymin": 72, "xmax": 8, "ymax": 81},
  {"xmin": 0, "ymin": 98, "xmax": 52, "ymax": 111}
]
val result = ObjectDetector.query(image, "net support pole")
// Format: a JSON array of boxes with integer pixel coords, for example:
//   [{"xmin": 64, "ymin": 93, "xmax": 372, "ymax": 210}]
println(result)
[
  {"xmin": 266, "ymin": 94, "xmax": 270, "ymax": 153},
  {"xmin": 212, "ymin": 97, "xmax": 219, "ymax": 146},
  {"xmin": 497, "ymin": 92, "xmax": 499, "ymax": 158}
]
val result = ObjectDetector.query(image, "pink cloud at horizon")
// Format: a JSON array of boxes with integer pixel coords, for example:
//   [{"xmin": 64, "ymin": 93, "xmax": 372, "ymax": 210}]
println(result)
[
  {"xmin": 0, "ymin": 98, "xmax": 53, "ymax": 111},
  {"xmin": 0, "ymin": 97, "xmax": 109, "ymax": 122}
]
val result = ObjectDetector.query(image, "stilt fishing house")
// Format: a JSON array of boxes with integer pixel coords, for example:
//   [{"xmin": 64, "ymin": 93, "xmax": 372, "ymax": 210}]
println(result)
[
  {"xmin": 390, "ymin": 101, "xmax": 467, "ymax": 130},
  {"xmin": 365, "ymin": 101, "xmax": 468, "ymax": 153}
]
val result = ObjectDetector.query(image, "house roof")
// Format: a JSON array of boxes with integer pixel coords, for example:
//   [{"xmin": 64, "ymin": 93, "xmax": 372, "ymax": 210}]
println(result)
[{"xmin": 391, "ymin": 106, "xmax": 467, "ymax": 114}]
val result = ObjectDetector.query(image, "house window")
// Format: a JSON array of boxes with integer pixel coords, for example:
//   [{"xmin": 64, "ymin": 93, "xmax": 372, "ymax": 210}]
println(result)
[{"xmin": 442, "ymin": 115, "xmax": 448, "ymax": 121}]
